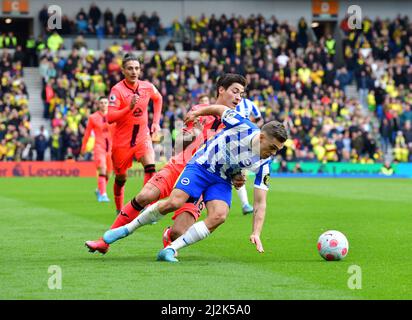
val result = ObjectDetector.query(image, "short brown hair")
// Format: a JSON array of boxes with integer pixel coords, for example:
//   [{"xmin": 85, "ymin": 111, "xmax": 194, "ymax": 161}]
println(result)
[
  {"xmin": 216, "ymin": 73, "xmax": 247, "ymax": 97},
  {"xmin": 261, "ymin": 121, "xmax": 288, "ymax": 143}
]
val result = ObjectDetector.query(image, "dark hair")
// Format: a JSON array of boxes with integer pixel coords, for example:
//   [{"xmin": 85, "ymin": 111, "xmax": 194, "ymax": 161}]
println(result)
[
  {"xmin": 197, "ymin": 93, "xmax": 209, "ymax": 102},
  {"xmin": 122, "ymin": 53, "xmax": 140, "ymax": 68},
  {"xmin": 98, "ymin": 96, "xmax": 108, "ymax": 101},
  {"xmin": 215, "ymin": 73, "xmax": 247, "ymax": 97},
  {"xmin": 261, "ymin": 121, "xmax": 288, "ymax": 143}
]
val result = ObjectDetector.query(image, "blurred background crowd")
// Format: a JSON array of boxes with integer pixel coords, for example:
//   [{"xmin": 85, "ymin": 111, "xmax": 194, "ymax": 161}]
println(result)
[{"xmin": 0, "ymin": 4, "xmax": 411, "ymax": 164}]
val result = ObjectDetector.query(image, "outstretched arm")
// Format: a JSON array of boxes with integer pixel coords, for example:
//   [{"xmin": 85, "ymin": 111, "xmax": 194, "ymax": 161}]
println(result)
[
  {"xmin": 250, "ymin": 188, "xmax": 267, "ymax": 253},
  {"xmin": 184, "ymin": 104, "xmax": 228, "ymax": 123}
]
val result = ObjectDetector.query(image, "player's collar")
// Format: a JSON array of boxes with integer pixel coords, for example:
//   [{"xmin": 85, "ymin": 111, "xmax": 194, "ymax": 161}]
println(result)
[{"xmin": 123, "ymin": 79, "xmax": 140, "ymax": 94}]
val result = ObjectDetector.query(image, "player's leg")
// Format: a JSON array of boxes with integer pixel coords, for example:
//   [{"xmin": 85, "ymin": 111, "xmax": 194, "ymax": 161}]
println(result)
[
  {"xmin": 85, "ymin": 182, "xmax": 162, "ymax": 254},
  {"xmin": 237, "ymin": 185, "xmax": 253, "ymax": 215},
  {"xmin": 110, "ymin": 182, "xmax": 161, "ymax": 229},
  {"xmin": 112, "ymin": 147, "xmax": 133, "ymax": 212},
  {"xmin": 85, "ymin": 166, "xmax": 178, "ymax": 254},
  {"xmin": 103, "ymin": 163, "xmax": 205, "ymax": 245},
  {"xmin": 103, "ymin": 188, "xmax": 190, "ymax": 244},
  {"xmin": 96, "ymin": 152, "xmax": 110, "ymax": 202},
  {"xmin": 136, "ymin": 136, "xmax": 156, "ymax": 185},
  {"xmin": 163, "ymin": 203, "xmax": 200, "ymax": 247},
  {"xmin": 158, "ymin": 180, "xmax": 231, "ymax": 262}
]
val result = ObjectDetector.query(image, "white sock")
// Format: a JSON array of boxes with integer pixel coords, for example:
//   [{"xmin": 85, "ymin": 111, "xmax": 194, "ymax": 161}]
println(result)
[
  {"xmin": 237, "ymin": 185, "xmax": 250, "ymax": 207},
  {"xmin": 169, "ymin": 221, "xmax": 210, "ymax": 252},
  {"xmin": 125, "ymin": 202, "xmax": 163, "ymax": 233}
]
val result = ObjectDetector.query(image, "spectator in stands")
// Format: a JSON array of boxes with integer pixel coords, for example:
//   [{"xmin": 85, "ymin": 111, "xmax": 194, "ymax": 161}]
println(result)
[
  {"xmin": 34, "ymin": 128, "xmax": 48, "ymax": 161},
  {"xmin": 147, "ymin": 35, "xmax": 160, "ymax": 51},
  {"xmin": 89, "ymin": 3, "xmax": 101, "ymax": 26}
]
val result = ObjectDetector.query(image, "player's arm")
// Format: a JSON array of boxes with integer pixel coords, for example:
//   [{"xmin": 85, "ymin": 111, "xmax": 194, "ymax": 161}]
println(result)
[
  {"xmin": 250, "ymin": 187, "xmax": 267, "ymax": 253},
  {"xmin": 150, "ymin": 84, "xmax": 163, "ymax": 134},
  {"xmin": 184, "ymin": 104, "xmax": 228, "ymax": 122},
  {"xmin": 249, "ymin": 162, "xmax": 271, "ymax": 253},
  {"xmin": 107, "ymin": 89, "xmax": 136, "ymax": 124},
  {"xmin": 81, "ymin": 118, "xmax": 93, "ymax": 154}
]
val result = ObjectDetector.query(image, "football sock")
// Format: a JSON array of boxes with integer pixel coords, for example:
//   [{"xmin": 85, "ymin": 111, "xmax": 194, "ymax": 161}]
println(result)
[
  {"xmin": 169, "ymin": 221, "xmax": 210, "ymax": 252},
  {"xmin": 98, "ymin": 174, "xmax": 107, "ymax": 195},
  {"xmin": 237, "ymin": 185, "xmax": 250, "ymax": 207},
  {"xmin": 110, "ymin": 198, "xmax": 144, "ymax": 229},
  {"xmin": 143, "ymin": 164, "xmax": 156, "ymax": 185},
  {"xmin": 113, "ymin": 179, "xmax": 125, "ymax": 211},
  {"xmin": 125, "ymin": 202, "xmax": 163, "ymax": 233}
]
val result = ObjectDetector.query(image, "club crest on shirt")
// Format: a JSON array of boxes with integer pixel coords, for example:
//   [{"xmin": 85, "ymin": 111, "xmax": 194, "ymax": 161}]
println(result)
[
  {"xmin": 181, "ymin": 177, "xmax": 190, "ymax": 186},
  {"xmin": 109, "ymin": 94, "xmax": 116, "ymax": 102},
  {"xmin": 133, "ymin": 108, "xmax": 143, "ymax": 117}
]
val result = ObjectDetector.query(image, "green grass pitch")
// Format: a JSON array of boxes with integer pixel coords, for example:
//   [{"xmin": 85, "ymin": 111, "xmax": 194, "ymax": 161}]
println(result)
[{"xmin": 0, "ymin": 177, "xmax": 411, "ymax": 299}]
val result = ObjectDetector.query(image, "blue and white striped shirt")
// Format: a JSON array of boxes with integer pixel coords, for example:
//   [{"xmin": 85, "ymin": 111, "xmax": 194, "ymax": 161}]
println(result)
[
  {"xmin": 191, "ymin": 109, "xmax": 271, "ymax": 190},
  {"xmin": 236, "ymin": 98, "xmax": 262, "ymax": 120}
]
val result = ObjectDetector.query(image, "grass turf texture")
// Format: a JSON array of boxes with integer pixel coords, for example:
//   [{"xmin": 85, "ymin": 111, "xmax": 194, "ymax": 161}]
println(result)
[{"xmin": 0, "ymin": 177, "xmax": 411, "ymax": 300}]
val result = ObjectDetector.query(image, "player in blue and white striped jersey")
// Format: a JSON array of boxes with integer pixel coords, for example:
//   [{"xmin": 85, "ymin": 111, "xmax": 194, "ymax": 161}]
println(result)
[
  {"xmin": 104, "ymin": 102, "xmax": 287, "ymax": 262},
  {"xmin": 236, "ymin": 98, "xmax": 263, "ymax": 127},
  {"xmin": 235, "ymin": 98, "xmax": 264, "ymax": 214}
]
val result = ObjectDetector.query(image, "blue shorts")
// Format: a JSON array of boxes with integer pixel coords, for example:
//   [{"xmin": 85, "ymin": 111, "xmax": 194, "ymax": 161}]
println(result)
[{"xmin": 174, "ymin": 163, "xmax": 232, "ymax": 207}]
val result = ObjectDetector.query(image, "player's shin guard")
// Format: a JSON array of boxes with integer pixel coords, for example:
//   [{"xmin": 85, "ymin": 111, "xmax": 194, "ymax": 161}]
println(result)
[
  {"xmin": 169, "ymin": 221, "xmax": 210, "ymax": 252},
  {"xmin": 143, "ymin": 164, "xmax": 156, "ymax": 185},
  {"xmin": 125, "ymin": 202, "xmax": 163, "ymax": 234},
  {"xmin": 98, "ymin": 174, "xmax": 107, "ymax": 196},
  {"xmin": 110, "ymin": 198, "xmax": 144, "ymax": 229},
  {"xmin": 113, "ymin": 179, "xmax": 126, "ymax": 211}
]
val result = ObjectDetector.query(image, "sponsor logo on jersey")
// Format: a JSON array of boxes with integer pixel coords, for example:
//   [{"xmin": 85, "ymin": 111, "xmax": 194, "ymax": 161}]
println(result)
[{"xmin": 263, "ymin": 173, "xmax": 270, "ymax": 187}]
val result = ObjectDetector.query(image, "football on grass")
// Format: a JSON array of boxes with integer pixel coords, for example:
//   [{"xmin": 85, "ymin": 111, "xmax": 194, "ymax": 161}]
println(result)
[{"xmin": 317, "ymin": 230, "xmax": 349, "ymax": 261}]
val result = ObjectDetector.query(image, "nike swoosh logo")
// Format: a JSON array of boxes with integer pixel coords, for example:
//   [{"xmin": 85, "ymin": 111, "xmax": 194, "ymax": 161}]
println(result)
[{"xmin": 120, "ymin": 211, "xmax": 129, "ymax": 217}]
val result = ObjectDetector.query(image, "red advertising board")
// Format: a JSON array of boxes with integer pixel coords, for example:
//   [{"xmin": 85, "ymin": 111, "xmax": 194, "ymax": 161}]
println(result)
[{"xmin": 0, "ymin": 162, "xmax": 96, "ymax": 177}]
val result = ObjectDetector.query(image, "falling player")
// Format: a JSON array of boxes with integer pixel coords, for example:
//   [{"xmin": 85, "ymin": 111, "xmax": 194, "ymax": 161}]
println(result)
[
  {"xmin": 108, "ymin": 53, "xmax": 163, "ymax": 213},
  {"xmin": 235, "ymin": 98, "xmax": 264, "ymax": 215},
  {"xmin": 104, "ymin": 104, "xmax": 288, "ymax": 262},
  {"xmin": 81, "ymin": 96, "xmax": 113, "ymax": 202},
  {"xmin": 85, "ymin": 74, "xmax": 247, "ymax": 254}
]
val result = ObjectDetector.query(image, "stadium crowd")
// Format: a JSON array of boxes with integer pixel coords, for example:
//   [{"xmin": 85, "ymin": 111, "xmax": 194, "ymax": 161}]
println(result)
[
  {"xmin": 0, "ymin": 51, "xmax": 32, "ymax": 161},
  {"xmin": 1, "ymin": 9, "xmax": 411, "ymax": 164}
]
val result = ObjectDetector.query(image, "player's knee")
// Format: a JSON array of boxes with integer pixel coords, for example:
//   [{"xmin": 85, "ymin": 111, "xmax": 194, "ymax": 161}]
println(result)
[
  {"xmin": 206, "ymin": 211, "xmax": 227, "ymax": 229},
  {"xmin": 134, "ymin": 190, "xmax": 151, "ymax": 207},
  {"xmin": 115, "ymin": 175, "xmax": 126, "ymax": 185},
  {"xmin": 164, "ymin": 197, "xmax": 184, "ymax": 212}
]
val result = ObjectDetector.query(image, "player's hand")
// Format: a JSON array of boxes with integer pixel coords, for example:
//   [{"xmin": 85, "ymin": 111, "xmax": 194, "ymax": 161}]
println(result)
[
  {"xmin": 184, "ymin": 111, "xmax": 198, "ymax": 124},
  {"xmin": 129, "ymin": 94, "xmax": 138, "ymax": 110},
  {"xmin": 151, "ymin": 123, "xmax": 161, "ymax": 134},
  {"xmin": 231, "ymin": 172, "xmax": 246, "ymax": 189},
  {"xmin": 192, "ymin": 118, "xmax": 205, "ymax": 135},
  {"xmin": 250, "ymin": 234, "xmax": 264, "ymax": 253}
]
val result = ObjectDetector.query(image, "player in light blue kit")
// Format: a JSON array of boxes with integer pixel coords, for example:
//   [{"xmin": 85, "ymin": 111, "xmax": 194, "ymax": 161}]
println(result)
[
  {"xmin": 235, "ymin": 98, "xmax": 263, "ymax": 214},
  {"xmin": 104, "ymin": 103, "xmax": 288, "ymax": 262}
]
